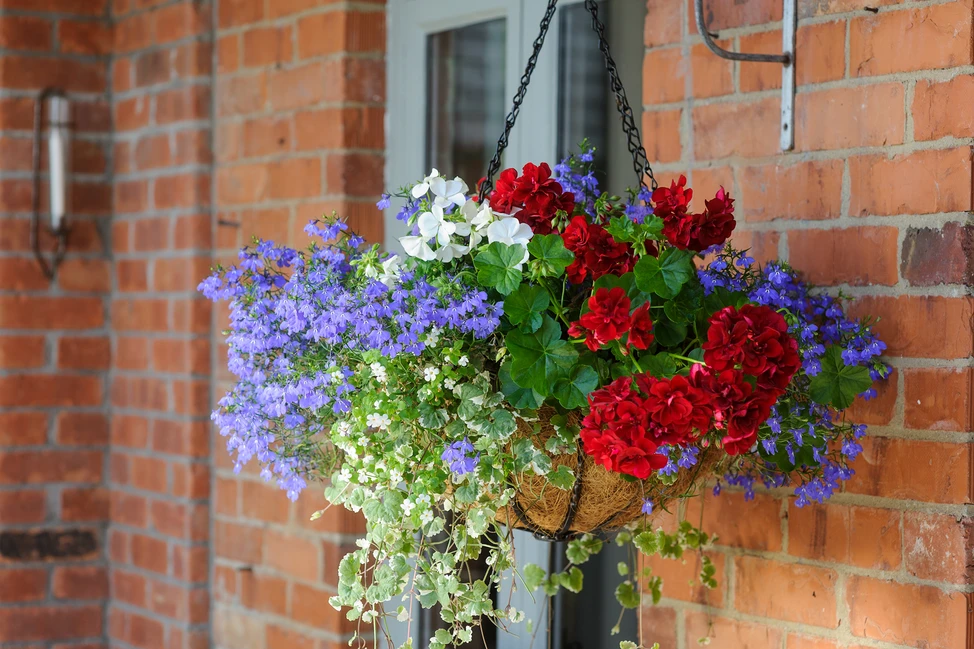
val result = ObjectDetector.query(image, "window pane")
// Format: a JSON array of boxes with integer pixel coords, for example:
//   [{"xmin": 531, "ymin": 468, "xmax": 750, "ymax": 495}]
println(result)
[{"xmin": 426, "ymin": 19, "xmax": 507, "ymax": 184}]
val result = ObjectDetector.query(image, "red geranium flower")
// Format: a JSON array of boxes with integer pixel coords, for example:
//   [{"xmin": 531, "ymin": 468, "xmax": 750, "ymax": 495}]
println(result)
[
  {"xmin": 568, "ymin": 287, "xmax": 632, "ymax": 351},
  {"xmin": 636, "ymin": 371, "xmax": 713, "ymax": 445},
  {"xmin": 689, "ymin": 187, "xmax": 736, "ymax": 251},
  {"xmin": 652, "ymin": 175, "xmax": 692, "ymax": 220},
  {"xmin": 702, "ymin": 304, "xmax": 801, "ymax": 393},
  {"xmin": 721, "ymin": 390, "xmax": 775, "ymax": 455},
  {"xmin": 627, "ymin": 303, "xmax": 654, "ymax": 350},
  {"xmin": 562, "ymin": 218, "xmax": 636, "ymax": 284},
  {"xmin": 488, "ymin": 162, "xmax": 575, "ymax": 235}
]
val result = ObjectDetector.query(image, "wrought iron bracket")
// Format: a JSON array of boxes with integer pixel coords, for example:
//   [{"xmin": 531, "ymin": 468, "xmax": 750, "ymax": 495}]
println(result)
[{"xmin": 694, "ymin": 0, "xmax": 797, "ymax": 150}]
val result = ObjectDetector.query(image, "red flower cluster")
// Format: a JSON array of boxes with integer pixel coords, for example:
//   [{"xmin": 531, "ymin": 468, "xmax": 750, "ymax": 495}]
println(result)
[
  {"xmin": 653, "ymin": 176, "xmax": 736, "ymax": 252},
  {"xmin": 701, "ymin": 304, "xmax": 801, "ymax": 454},
  {"xmin": 581, "ymin": 305, "xmax": 802, "ymax": 475},
  {"xmin": 561, "ymin": 216, "xmax": 637, "ymax": 284},
  {"xmin": 489, "ymin": 162, "xmax": 575, "ymax": 235},
  {"xmin": 567, "ymin": 287, "xmax": 654, "ymax": 352}
]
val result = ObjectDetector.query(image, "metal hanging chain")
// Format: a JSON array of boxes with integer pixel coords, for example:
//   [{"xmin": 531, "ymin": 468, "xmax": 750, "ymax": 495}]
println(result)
[
  {"xmin": 478, "ymin": 0, "xmax": 560, "ymax": 202},
  {"xmin": 584, "ymin": 0, "xmax": 657, "ymax": 192}
]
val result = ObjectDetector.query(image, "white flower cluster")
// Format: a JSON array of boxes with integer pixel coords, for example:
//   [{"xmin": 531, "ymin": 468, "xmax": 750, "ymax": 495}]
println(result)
[{"xmin": 399, "ymin": 169, "xmax": 533, "ymax": 264}]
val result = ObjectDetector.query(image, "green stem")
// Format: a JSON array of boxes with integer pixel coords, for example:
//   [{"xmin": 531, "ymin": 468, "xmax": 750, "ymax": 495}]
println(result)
[{"xmin": 670, "ymin": 353, "xmax": 706, "ymax": 366}]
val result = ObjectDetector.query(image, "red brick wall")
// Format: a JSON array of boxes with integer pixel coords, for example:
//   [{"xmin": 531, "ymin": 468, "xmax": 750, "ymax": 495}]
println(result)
[
  {"xmin": 639, "ymin": 1, "xmax": 973, "ymax": 648},
  {"xmin": 210, "ymin": 3, "xmax": 384, "ymax": 648},
  {"xmin": 108, "ymin": 1, "xmax": 213, "ymax": 648},
  {"xmin": 0, "ymin": 1, "xmax": 113, "ymax": 645}
]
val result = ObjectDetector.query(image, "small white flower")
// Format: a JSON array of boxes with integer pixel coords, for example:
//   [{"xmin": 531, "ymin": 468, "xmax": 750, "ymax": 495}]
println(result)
[
  {"xmin": 378, "ymin": 254, "xmax": 403, "ymax": 287},
  {"xmin": 401, "ymin": 499, "xmax": 416, "ymax": 515},
  {"xmin": 416, "ymin": 494, "xmax": 431, "ymax": 505},
  {"xmin": 370, "ymin": 362, "xmax": 388, "ymax": 383},
  {"xmin": 373, "ymin": 400, "xmax": 382, "ymax": 408},
  {"xmin": 331, "ymin": 370, "xmax": 345, "ymax": 383},
  {"xmin": 355, "ymin": 538, "xmax": 370, "ymax": 549},
  {"xmin": 434, "ymin": 242, "xmax": 469, "ymax": 263},
  {"xmin": 420, "ymin": 509, "xmax": 434, "ymax": 526},
  {"xmin": 339, "ymin": 467, "xmax": 352, "ymax": 481},
  {"xmin": 411, "ymin": 168, "xmax": 440, "ymax": 199},
  {"xmin": 486, "ymin": 217, "xmax": 533, "ymax": 247},
  {"xmin": 336, "ymin": 421, "xmax": 351, "ymax": 437},
  {"xmin": 418, "ymin": 205, "xmax": 471, "ymax": 246},
  {"xmin": 389, "ymin": 469, "xmax": 403, "ymax": 484},
  {"xmin": 458, "ymin": 355, "xmax": 469, "ymax": 367},
  {"xmin": 366, "ymin": 413, "xmax": 391, "ymax": 430},
  {"xmin": 426, "ymin": 327, "xmax": 442, "ymax": 348},
  {"xmin": 424, "ymin": 367, "xmax": 440, "ymax": 382},
  {"xmin": 443, "ymin": 378, "xmax": 456, "ymax": 390}
]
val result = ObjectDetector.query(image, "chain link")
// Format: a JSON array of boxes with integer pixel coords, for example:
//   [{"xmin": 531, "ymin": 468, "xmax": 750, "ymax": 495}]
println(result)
[
  {"xmin": 583, "ymin": 0, "xmax": 657, "ymax": 191},
  {"xmin": 477, "ymin": 0, "xmax": 561, "ymax": 202}
]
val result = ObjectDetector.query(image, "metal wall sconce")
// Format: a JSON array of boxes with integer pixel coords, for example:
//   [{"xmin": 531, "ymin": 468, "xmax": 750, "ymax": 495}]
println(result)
[
  {"xmin": 694, "ymin": 0, "xmax": 797, "ymax": 151},
  {"xmin": 32, "ymin": 87, "xmax": 71, "ymax": 280}
]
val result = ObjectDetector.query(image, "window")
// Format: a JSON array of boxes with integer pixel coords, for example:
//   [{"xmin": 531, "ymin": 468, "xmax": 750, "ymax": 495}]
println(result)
[{"xmin": 385, "ymin": 2, "xmax": 647, "ymax": 647}]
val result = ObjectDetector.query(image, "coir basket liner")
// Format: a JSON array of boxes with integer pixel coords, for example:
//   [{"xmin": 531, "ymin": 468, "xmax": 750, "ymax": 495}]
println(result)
[{"xmin": 496, "ymin": 408, "xmax": 723, "ymax": 540}]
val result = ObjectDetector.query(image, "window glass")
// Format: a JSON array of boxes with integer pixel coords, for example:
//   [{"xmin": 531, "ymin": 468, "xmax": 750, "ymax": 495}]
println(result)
[{"xmin": 426, "ymin": 19, "xmax": 507, "ymax": 184}]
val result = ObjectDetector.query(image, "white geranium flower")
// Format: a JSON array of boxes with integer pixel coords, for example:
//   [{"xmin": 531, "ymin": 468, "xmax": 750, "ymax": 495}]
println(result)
[
  {"xmin": 399, "ymin": 235, "xmax": 435, "ymax": 261},
  {"xmin": 418, "ymin": 205, "xmax": 471, "ymax": 246},
  {"xmin": 424, "ymin": 367, "xmax": 440, "ymax": 382},
  {"xmin": 435, "ymin": 242, "xmax": 469, "ymax": 263},
  {"xmin": 378, "ymin": 255, "xmax": 403, "ymax": 287},
  {"xmin": 486, "ymin": 217, "xmax": 533, "ymax": 247},
  {"xmin": 411, "ymin": 168, "xmax": 440, "ymax": 198},
  {"xmin": 430, "ymin": 176, "xmax": 468, "ymax": 208}
]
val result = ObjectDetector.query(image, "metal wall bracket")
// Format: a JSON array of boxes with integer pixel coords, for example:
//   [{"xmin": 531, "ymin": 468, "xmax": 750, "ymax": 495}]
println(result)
[{"xmin": 693, "ymin": 0, "xmax": 797, "ymax": 150}]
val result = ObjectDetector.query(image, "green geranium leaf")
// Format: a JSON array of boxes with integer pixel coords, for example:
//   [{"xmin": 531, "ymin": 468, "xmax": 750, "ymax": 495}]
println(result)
[
  {"xmin": 548, "ymin": 465, "xmax": 575, "ymax": 491},
  {"xmin": 504, "ymin": 284, "xmax": 550, "ymax": 332},
  {"xmin": 633, "ymin": 530, "xmax": 661, "ymax": 556},
  {"xmin": 615, "ymin": 581, "xmax": 640, "ymax": 609},
  {"xmin": 551, "ymin": 364, "xmax": 599, "ymax": 410},
  {"xmin": 565, "ymin": 536, "xmax": 603, "ymax": 564},
  {"xmin": 652, "ymin": 315, "xmax": 688, "ymax": 347},
  {"xmin": 663, "ymin": 280, "xmax": 704, "ymax": 324},
  {"xmin": 559, "ymin": 566, "xmax": 584, "ymax": 593},
  {"xmin": 474, "ymin": 242, "xmax": 525, "ymax": 295},
  {"xmin": 527, "ymin": 234, "xmax": 574, "ymax": 277},
  {"xmin": 506, "ymin": 316, "xmax": 577, "ymax": 395},
  {"xmin": 633, "ymin": 247, "xmax": 695, "ymax": 299},
  {"xmin": 523, "ymin": 564, "xmax": 546, "ymax": 592},
  {"xmin": 499, "ymin": 362, "xmax": 545, "ymax": 409},
  {"xmin": 809, "ymin": 345, "xmax": 873, "ymax": 410},
  {"xmin": 640, "ymin": 352, "xmax": 678, "ymax": 378}
]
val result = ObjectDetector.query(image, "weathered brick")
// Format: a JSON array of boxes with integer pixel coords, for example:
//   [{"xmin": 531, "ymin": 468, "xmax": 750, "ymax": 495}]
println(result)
[
  {"xmin": 850, "ymin": 148, "xmax": 972, "ymax": 216},
  {"xmin": 914, "ymin": 75, "xmax": 974, "ymax": 140},
  {"xmin": 796, "ymin": 84, "xmax": 904, "ymax": 151},
  {"xmin": 903, "ymin": 368, "xmax": 972, "ymax": 432},
  {"xmin": 788, "ymin": 227, "xmax": 899, "ymax": 286},
  {"xmin": 849, "ymin": 295, "xmax": 973, "ymax": 359},
  {"xmin": 901, "ymin": 222, "xmax": 972, "ymax": 286},
  {"xmin": 692, "ymin": 97, "xmax": 780, "ymax": 158},
  {"xmin": 685, "ymin": 612, "xmax": 783, "ymax": 649},
  {"xmin": 643, "ymin": 48, "xmax": 685, "ymax": 104},
  {"xmin": 846, "ymin": 577, "xmax": 966, "ymax": 648},
  {"xmin": 788, "ymin": 503, "xmax": 901, "ymax": 570},
  {"xmin": 735, "ymin": 557, "xmax": 837, "ymax": 627},
  {"xmin": 739, "ymin": 160, "xmax": 842, "ymax": 222},
  {"xmin": 641, "ymin": 110, "xmax": 682, "ymax": 163}
]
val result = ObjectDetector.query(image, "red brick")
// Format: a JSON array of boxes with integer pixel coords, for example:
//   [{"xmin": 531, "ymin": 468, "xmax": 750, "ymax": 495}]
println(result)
[
  {"xmin": 846, "ymin": 577, "xmax": 966, "ymax": 648},
  {"xmin": 155, "ymin": 173, "xmax": 210, "ymax": 210},
  {"xmin": 726, "ymin": 229, "xmax": 780, "ymax": 265},
  {"xmin": 685, "ymin": 611, "xmax": 783, "ymax": 649},
  {"xmin": 110, "ymin": 491, "xmax": 148, "ymax": 528},
  {"xmin": 114, "ymin": 13, "xmax": 151, "ymax": 52},
  {"xmin": 152, "ymin": 256, "xmax": 212, "ymax": 293},
  {"xmin": 242, "ymin": 115, "xmax": 292, "ymax": 157},
  {"xmin": 688, "ymin": 0, "xmax": 780, "ymax": 31},
  {"xmin": 290, "ymin": 582, "xmax": 348, "ymax": 631},
  {"xmin": 134, "ymin": 218, "xmax": 171, "ymax": 251},
  {"xmin": 325, "ymin": 153, "xmax": 382, "ymax": 196},
  {"xmin": 262, "ymin": 529, "xmax": 320, "ymax": 580},
  {"xmin": 241, "ymin": 571, "xmax": 288, "ymax": 616},
  {"xmin": 328, "ymin": 58, "xmax": 385, "ymax": 103},
  {"xmin": 741, "ymin": 22, "xmax": 844, "ymax": 91},
  {"xmin": 113, "ymin": 570, "xmax": 147, "ymax": 608},
  {"xmin": 134, "ymin": 50, "xmax": 171, "ymax": 87},
  {"xmin": 0, "ymin": 258, "xmax": 50, "ymax": 290},
  {"xmin": 848, "ymin": 437, "xmax": 970, "ymax": 504},
  {"xmin": 171, "ymin": 299, "xmax": 211, "ymax": 334},
  {"xmin": 788, "ymin": 227, "xmax": 899, "ymax": 286},
  {"xmin": 0, "ymin": 375, "xmax": 102, "ymax": 408},
  {"xmin": 0, "ymin": 412, "xmax": 48, "ymax": 446},
  {"xmin": 850, "ymin": 2, "xmax": 973, "ymax": 77},
  {"xmin": 0, "ymin": 295, "xmax": 103, "ymax": 329},
  {"xmin": 904, "ymin": 368, "xmax": 972, "ymax": 432},
  {"xmin": 0, "ymin": 336, "xmax": 45, "ymax": 369},
  {"xmin": 174, "ymin": 214, "xmax": 212, "ymax": 249},
  {"xmin": 110, "ymin": 376, "xmax": 168, "ymax": 411},
  {"xmin": 52, "ymin": 566, "xmax": 108, "ymax": 600},
  {"xmin": 0, "ymin": 568, "xmax": 47, "ymax": 602},
  {"xmin": 796, "ymin": 84, "xmax": 904, "ymax": 151},
  {"xmin": 216, "ymin": 164, "xmax": 269, "ymax": 204},
  {"xmin": 0, "ymin": 449, "xmax": 102, "ymax": 485},
  {"xmin": 297, "ymin": 11, "xmax": 385, "ymax": 58},
  {"xmin": 294, "ymin": 106, "xmax": 385, "ymax": 151},
  {"xmin": 914, "ymin": 75, "xmax": 974, "ymax": 140},
  {"xmin": 218, "ymin": 0, "xmax": 265, "ymax": 27},
  {"xmin": 267, "ymin": 62, "xmax": 326, "ymax": 111},
  {"xmin": 216, "ymin": 72, "xmax": 267, "ymax": 116},
  {"xmin": 788, "ymin": 503, "xmax": 901, "ymax": 570},
  {"xmin": 243, "ymin": 26, "xmax": 293, "ymax": 67},
  {"xmin": 735, "ymin": 557, "xmax": 837, "ymax": 627},
  {"xmin": 57, "ymin": 336, "xmax": 110, "ymax": 371},
  {"xmin": 739, "ymin": 30, "xmax": 783, "ymax": 93},
  {"xmin": 266, "ymin": 625, "xmax": 315, "ymax": 649},
  {"xmin": 156, "ymin": 86, "xmax": 211, "ymax": 125},
  {"xmin": 153, "ymin": 1, "xmax": 208, "ymax": 44},
  {"xmin": 0, "ymin": 489, "xmax": 46, "ymax": 524},
  {"xmin": 216, "ymin": 521, "xmax": 263, "ymax": 563},
  {"xmin": 150, "ymin": 419, "xmax": 209, "ymax": 458},
  {"xmin": 643, "ymin": 552, "xmax": 725, "ymax": 606},
  {"xmin": 59, "ymin": 20, "xmax": 111, "ymax": 56},
  {"xmin": 172, "ymin": 379, "xmax": 209, "ymax": 416},
  {"xmin": 685, "ymin": 491, "xmax": 782, "ymax": 551},
  {"xmin": 131, "ymin": 533, "xmax": 168, "ymax": 574},
  {"xmin": 0, "ymin": 606, "xmax": 102, "ymax": 642},
  {"xmin": 151, "ymin": 338, "xmax": 210, "ymax": 375},
  {"xmin": 850, "ymin": 148, "xmax": 972, "ymax": 216},
  {"xmin": 268, "ymin": 157, "xmax": 322, "ymax": 199},
  {"xmin": 240, "ymin": 480, "xmax": 290, "ymax": 524},
  {"xmin": 0, "ymin": 57, "xmax": 105, "ymax": 93},
  {"xmin": 689, "ymin": 41, "xmax": 732, "ymax": 98},
  {"xmin": 692, "ymin": 97, "xmax": 780, "ymax": 159},
  {"xmin": 294, "ymin": 490, "xmax": 366, "ymax": 535},
  {"xmin": 115, "ymin": 336, "xmax": 149, "ymax": 371},
  {"xmin": 130, "ymin": 455, "xmax": 169, "ymax": 493},
  {"xmin": 114, "ymin": 179, "xmax": 148, "ymax": 214},
  {"xmin": 903, "ymin": 511, "xmax": 971, "ymax": 584},
  {"xmin": 172, "ymin": 544, "xmax": 208, "ymax": 584},
  {"xmin": 901, "ymin": 222, "xmax": 972, "ymax": 286},
  {"xmin": 218, "ymin": 34, "xmax": 239, "ymax": 73},
  {"xmin": 112, "ymin": 299, "xmax": 169, "ymax": 333},
  {"xmin": 845, "ymin": 367, "xmax": 897, "ymax": 426},
  {"xmin": 0, "ymin": 15, "xmax": 52, "ymax": 51},
  {"xmin": 799, "ymin": 0, "xmax": 897, "ymax": 17},
  {"xmin": 643, "ymin": 48, "xmax": 686, "ymax": 104},
  {"xmin": 644, "ymin": 0, "xmax": 682, "ymax": 47},
  {"xmin": 849, "ymin": 295, "xmax": 973, "ymax": 359},
  {"xmin": 641, "ymin": 110, "xmax": 682, "ymax": 164},
  {"xmin": 62, "ymin": 487, "xmax": 109, "ymax": 521}
]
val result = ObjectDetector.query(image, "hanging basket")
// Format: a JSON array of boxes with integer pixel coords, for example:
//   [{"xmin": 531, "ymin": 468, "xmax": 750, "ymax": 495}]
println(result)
[{"xmin": 496, "ymin": 409, "xmax": 724, "ymax": 540}]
